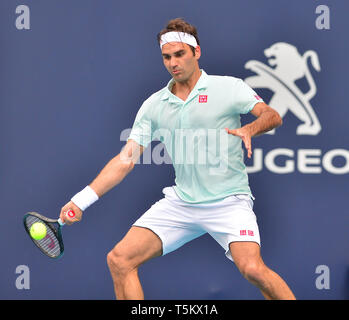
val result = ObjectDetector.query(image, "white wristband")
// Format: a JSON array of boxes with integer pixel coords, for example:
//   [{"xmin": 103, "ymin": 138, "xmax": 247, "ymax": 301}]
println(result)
[{"xmin": 71, "ymin": 186, "xmax": 99, "ymax": 211}]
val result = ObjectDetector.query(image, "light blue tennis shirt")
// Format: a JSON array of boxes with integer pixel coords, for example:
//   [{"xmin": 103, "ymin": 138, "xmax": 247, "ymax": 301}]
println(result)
[{"xmin": 128, "ymin": 69, "xmax": 263, "ymax": 203}]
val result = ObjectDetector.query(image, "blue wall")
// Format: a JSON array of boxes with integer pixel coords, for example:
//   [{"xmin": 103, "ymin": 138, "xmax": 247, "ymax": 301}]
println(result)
[{"xmin": 1, "ymin": 0, "xmax": 348, "ymax": 299}]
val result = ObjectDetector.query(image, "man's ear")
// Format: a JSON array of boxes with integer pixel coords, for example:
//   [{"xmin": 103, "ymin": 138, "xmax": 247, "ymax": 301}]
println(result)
[{"xmin": 194, "ymin": 45, "xmax": 201, "ymax": 59}]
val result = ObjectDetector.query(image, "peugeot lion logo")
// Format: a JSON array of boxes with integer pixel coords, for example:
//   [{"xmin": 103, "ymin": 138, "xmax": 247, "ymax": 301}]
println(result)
[{"xmin": 244, "ymin": 42, "xmax": 321, "ymax": 135}]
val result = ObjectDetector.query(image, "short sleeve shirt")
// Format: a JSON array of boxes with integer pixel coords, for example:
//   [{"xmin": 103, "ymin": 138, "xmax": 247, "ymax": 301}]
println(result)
[{"xmin": 128, "ymin": 69, "xmax": 263, "ymax": 203}]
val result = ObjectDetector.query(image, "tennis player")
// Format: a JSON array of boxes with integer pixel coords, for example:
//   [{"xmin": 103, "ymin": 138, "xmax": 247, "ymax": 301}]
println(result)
[{"xmin": 60, "ymin": 18, "xmax": 296, "ymax": 300}]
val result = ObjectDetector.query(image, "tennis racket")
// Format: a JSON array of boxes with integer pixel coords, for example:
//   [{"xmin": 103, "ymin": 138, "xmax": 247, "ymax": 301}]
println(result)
[{"xmin": 23, "ymin": 210, "xmax": 74, "ymax": 259}]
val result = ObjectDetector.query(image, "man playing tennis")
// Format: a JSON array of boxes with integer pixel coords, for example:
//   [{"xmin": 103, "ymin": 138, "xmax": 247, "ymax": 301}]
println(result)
[{"xmin": 60, "ymin": 18, "xmax": 296, "ymax": 300}]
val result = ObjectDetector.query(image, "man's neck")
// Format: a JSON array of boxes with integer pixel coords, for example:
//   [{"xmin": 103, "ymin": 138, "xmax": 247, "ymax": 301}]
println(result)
[{"xmin": 172, "ymin": 68, "xmax": 202, "ymax": 101}]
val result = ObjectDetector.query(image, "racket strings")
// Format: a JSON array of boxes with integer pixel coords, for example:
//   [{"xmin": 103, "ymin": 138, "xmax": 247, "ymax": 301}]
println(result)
[{"xmin": 25, "ymin": 215, "xmax": 62, "ymax": 258}]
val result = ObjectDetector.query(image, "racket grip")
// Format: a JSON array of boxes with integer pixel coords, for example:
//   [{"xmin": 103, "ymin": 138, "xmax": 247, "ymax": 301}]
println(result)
[{"xmin": 58, "ymin": 218, "xmax": 65, "ymax": 226}]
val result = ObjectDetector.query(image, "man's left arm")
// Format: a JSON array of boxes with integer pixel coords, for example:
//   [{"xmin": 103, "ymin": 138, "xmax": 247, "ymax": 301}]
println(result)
[{"xmin": 225, "ymin": 102, "xmax": 282, "ymax": 158}]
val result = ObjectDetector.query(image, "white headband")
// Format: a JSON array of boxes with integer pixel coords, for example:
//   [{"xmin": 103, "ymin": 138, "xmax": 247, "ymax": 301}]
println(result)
[{"xmin": 160, "ymin": 31, "xmax": 198, "ymax": 49}]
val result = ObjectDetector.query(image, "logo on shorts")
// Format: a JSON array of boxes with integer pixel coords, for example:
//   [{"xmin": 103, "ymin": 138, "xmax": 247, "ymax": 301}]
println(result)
[
  {"xmin": 240, "ymin": 230, "xmax": 254, "ymax": 236},
  {"xmin": 198, "ymin": 95, "xmax": 208, "ymax": 103}
]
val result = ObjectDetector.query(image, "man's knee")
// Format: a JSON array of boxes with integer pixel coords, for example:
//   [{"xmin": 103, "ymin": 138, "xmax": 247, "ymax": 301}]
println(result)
[
  {"xmin": 236, "ymin": 260, "xmax": 267, "ymax": 285},
  {"xmin": 107, "ymin": 246, "xmax": 136, "ymax": 277}
]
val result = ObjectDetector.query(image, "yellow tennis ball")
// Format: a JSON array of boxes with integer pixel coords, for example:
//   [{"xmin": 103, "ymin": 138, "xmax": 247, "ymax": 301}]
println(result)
[{"xmin": 30, "ymin": 222, "xmax": 47, "ymax": 240}]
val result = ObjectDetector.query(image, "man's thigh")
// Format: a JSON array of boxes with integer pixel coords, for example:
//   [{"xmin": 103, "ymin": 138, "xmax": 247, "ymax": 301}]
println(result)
[
  {"xmin": 229, "ymin": 241, "xmax": 262, "ymax": 264},
  {"xmin": 112, "ymin": 226, "xmax": 163, "ymax": 267}
]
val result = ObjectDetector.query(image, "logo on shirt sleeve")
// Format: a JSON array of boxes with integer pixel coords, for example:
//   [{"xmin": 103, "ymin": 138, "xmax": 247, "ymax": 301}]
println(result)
[{"xmin": 198, "ymin": 95, "xmax": 208, "ymax": 103}]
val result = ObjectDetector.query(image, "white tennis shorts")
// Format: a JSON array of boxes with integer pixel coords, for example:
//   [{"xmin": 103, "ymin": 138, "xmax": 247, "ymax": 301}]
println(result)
[{"xmin": 133, "ymin": 186, "xmax": 260, "ymax": 262}]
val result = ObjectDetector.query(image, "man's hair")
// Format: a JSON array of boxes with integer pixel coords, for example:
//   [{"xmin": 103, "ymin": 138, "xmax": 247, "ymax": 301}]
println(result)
[{"xmin": 157, "ymin": 18, "xmax": 200, "ymax": 55}]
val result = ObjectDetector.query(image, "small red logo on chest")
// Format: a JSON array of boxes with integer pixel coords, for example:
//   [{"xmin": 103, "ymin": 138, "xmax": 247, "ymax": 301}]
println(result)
[{"xmin": 198, "ymin": 95, "xmax": 208, "ymax": 103}]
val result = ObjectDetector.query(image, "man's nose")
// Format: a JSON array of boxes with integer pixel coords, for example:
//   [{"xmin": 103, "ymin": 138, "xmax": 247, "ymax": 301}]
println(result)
[{"xmin": 169, "ymin": 57, "xmax": 178, "ymax": 68}]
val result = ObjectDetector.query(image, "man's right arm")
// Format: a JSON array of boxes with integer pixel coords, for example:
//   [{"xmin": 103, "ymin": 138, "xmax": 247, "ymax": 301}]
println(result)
[
  {"xmin": 60, "ymin": 139, "xmax": 144, "ymax": 224},
  {"xmin": 89, "ymin": 139, "xmax": 144, "ymax": 197}
]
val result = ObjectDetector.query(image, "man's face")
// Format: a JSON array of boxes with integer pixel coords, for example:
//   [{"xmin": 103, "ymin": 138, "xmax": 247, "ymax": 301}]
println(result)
[{"xmin": 161, "ymin": 42, "xmax": 201, "ymax": 82}]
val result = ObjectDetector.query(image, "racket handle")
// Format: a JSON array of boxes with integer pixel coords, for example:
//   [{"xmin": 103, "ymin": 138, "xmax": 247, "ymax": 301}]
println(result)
[{"xmin": 58, "ymin": 218, "xmax": 65, "ymax": 226}]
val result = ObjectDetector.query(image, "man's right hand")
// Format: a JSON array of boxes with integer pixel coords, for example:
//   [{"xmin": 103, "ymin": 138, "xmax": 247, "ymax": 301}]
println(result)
[{"xmin": 59, "ymin": 201, "xmax": 83, "ymax": 225}]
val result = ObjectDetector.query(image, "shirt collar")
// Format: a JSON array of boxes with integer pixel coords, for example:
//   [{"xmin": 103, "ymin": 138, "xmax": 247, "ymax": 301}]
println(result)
[{"xmin": 160, "ymin": 69, "xmax": 208, "ymax": 101}]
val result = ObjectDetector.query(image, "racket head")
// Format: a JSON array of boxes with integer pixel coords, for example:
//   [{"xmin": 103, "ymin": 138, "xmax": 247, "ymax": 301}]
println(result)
[{"xmin": 23, "ymin": 212, "xmax": 64, "ymax": 259}]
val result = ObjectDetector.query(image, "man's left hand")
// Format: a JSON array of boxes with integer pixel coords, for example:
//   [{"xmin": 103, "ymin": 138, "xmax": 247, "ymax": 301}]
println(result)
[{"xmin": 225, "ymin": 127, "xmax": 252, "ymax": 158}]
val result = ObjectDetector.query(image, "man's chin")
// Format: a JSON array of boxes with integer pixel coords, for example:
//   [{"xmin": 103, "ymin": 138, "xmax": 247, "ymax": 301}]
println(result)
[
  {"xmin": 172, "ymin": 71, "xmax": 182, "ymax": 77},
  {"xmin": 172, "ymin": 72, "xmax": 187, "ymax": 82}
]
